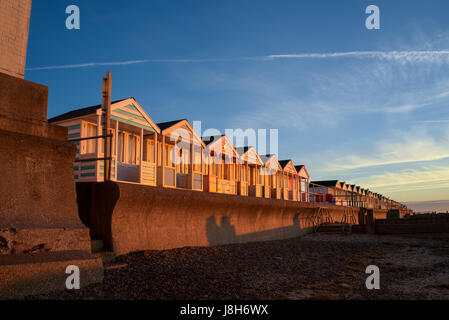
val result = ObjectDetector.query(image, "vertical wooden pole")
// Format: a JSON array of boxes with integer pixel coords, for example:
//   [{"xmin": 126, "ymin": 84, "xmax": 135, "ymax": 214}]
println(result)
[
  {"xmin": 115, "ymin": 120, "xmax": 119, "ymax": 180},
  {"xmin": 102, "ymin": 72, "xmax": 112, "ymax": 181},
  {"xmin": 246, "ymin": 161, "xmax": 248, "ymax": 195},
  {"xmin": 96, "ymin": 112, "xmax": 101, "ymax": 157},
  {"xmin": 297, "ymin": 176, "xmax": 300, "ymax": 201},
  {"xmin": 281, "ymin": 171, "xmax": 283, "ymax": 199},
  {"xmin": 161, "ymin": 136, "xmax": 165, "ymax": 187},
  {"xmin": 153, "ymin": 132, "xmax": 157, "ymax": 186},
  {"xmin": 190, "ymin": 137, "xmax": 194, "ymax": 189},
  {"xmin": 140, "ymin": 128, "xmax": 144, "ymax": 183}
]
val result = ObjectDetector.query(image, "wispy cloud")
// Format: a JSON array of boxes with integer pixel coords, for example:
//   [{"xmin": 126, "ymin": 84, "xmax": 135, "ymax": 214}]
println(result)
[
  {"xmin": 415, "ymin": 119, "xmax": 449, "ymax": 124},
  {"xmin": 26, "ymin": 58, "xmax": 236, "ymax": 71},
  {"xmin": 304, "ymin": 123, "xmax": 449, "ymax": 202},
  {"xmin": 318, "ymin": 127, "xmax": 449, "ymax": 172},
  {"xmin": 26, "ymin": 50, "xmax": 449, "ymax": 71},
  {"xmin": 263, "ymin": 50, "xmax": 449, "ymax": 63}
]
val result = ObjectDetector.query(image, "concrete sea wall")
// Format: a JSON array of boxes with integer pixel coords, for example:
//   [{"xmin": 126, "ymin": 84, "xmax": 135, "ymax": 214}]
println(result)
[{"xmin": 77, "ymin": 182, "xmax": 388, "ymax": 255}]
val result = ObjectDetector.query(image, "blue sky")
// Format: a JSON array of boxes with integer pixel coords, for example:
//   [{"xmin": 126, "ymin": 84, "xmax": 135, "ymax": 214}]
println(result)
[{"xmin": 25, "ymin": 0, "xmax": 449, "ymax": 205}]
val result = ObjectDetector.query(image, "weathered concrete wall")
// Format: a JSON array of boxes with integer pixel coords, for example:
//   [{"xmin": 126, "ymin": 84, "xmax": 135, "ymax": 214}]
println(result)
[
  {"xmin": 0, "ymin": 129, "xmax": 86, "ymax": 229},
  {"xmin": 78, "ymin": 182, "xmax": 380, "ymax": 255},
  {"xmin": 375, "ymin": 215, "xmax": 449, "ymax": 234},
  {"xmin": 376, "ymin": 224, "xmax": 449, "ymax": 234},
  {"xmin": 0, "ymin": 0, "xmax": 32, "ymax": 78},
  {"xmin": 0, "ymin": 72, "xmax": 49, "ymax": 124},
  {"xmin": 0, "ymin": 69, "xmax": 103, "ymax": 297},
  {"xmin": 0, "ymin": 72, "xmax": 83, "ymax": 230}
]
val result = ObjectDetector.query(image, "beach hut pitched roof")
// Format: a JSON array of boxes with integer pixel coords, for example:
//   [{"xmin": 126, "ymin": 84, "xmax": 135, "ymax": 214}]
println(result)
[
  {"xmin": 202, "ymin": 135, "xmax": 224, "ymax": 146},
  {"xmin": 49, "ymin": 97, "xmax": 161, "ymax": 133},
  {"xmin": 235, "ymin": 146, "xmax": 263, "ymax": 165},
  {"xmin": 157, "ymin": 119, "xmax": 205, "ymax": 146},
  {"xmin": 311, "ymin": 180, "xmax": 341, "ymax": 188},
  {"xmin": 278, "ymin": 160, "xmax": 297, "ymax": 174},
  {"xmin": 278, "ymin": 160, "xmax": 290, "ymax": 168},
  {"xmin": 202, "ymin": 134, "xmax": 237, "ymax": 158},
  {"xmin": 261, "ymin": 154, "xmax": 282, "ymax": 171},
  {"xmin": 157, "ymin": 119, "xmax": 185, "ymax": 131},
  {"xmin": 235, "ymin": 146, "xmax": 250, "ymax": 156},
  {"xmin": 294, "ymin": 165, "xmax": 310, "ymax": 179},
  {"xmin": 48, "ymin": 98, "xmax": 129, "ymax": 123}
]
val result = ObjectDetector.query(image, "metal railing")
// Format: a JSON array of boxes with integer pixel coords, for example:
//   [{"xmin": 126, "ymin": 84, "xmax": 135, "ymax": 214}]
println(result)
[{"xmin": 70, "ymin": 133, "xmax": 113, "ymax": 181}]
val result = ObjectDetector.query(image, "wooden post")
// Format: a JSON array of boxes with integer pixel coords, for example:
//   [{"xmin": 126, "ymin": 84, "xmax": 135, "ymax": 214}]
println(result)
[
  {"xmin": 115, "ymin": 120, "xmax": 119, "ymax": 180},
  {"xmin": 139, "ymin": 128, "xmax": 143, "ymax": 183},
  {"xmin": 161, "ymin": 136, "xmax": 165, "ymax": 186},
  {"xmin": 96, "ymin": 112, "xmax": 101, "ymax": 156},
  {"xmin": 190, "ymin": 137, "xmax": 194, "ymax": 189},
  {"xmin": 297, "ymin": 176, "xmax": 300, "ymax": 201},
  {"xmin": 281, "ymin": 172, "xmax": 284, "ymax": 199},
  {"xmin": 154, "ymin": 132, "xmax": 158, "ymax": 185},
  {"xmin": 102, "ymin": 72, "xmax": 112, "ymax": 181}
]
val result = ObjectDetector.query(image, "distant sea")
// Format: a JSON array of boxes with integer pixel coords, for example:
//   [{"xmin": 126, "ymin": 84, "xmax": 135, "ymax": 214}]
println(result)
[{"xmin": 404, "ymin": 200, "xmax": 449, "ymax": 214}]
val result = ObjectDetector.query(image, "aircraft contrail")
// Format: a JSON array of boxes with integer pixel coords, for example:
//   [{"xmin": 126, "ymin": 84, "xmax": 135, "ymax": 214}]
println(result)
[{"xmin": 26, "ymin": 50, "xmax": 449, "ymax": 71}]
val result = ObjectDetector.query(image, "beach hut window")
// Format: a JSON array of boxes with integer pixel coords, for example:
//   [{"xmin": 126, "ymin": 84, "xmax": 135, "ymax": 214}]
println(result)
[
  {"xmin": 271, "ymin": 174, "xmax": 276, "ymax": 187},
  {"xmin": 301, "ymin": 179, "xmax": 307, "ymax": 193},
  {"xmin": 117, "ymin": 132, "xmax": 124, "ymax": 162},
  {"xmin": 224, "ymin": 163, "xmax": 232, "ymax": 180},
  {"xmin": 125, "ymin": 134, "xmax": 138, "ymax": 164},
  {"xmin": 224, "ymin": 164, "xmax": 229, "ymax": 180},
  {"xmin": 177, "ymin": 149, "xmax": 189, "ymax": 174},
  {"xmin": 193, "ymin": 146, "xmax": 201, "ymax": 172},
  {"xmin": 127, "ymin": 135, "xmax": 133, "ymax": 163},
  {"xmin": 116, "ymin": 132, "xmax": 140, "ymax": 165},
  {"xmin": 84, "ymin": 122, "xmax": 97, "ymax": 154},
  {"xmin": 164, "ymin": 144, "xmax": 169, "ymax": 166},
  {"xmin": 143, "ymin": 138, "xmax": 155, "ymax": 163},
  {"xmin": 217, "ymin": 163, "xmax": 223, "ymax": 179},
  {"xmin": 157, "ymin": 142, "xmax": 162, "ymax": 166},
  {"xmin": 183, "ymin": 149, "xmax": 189, "ymax": 173},
  {"xmin": 165, "ymin": 144, "xmax": 175, "ymax": 167}
]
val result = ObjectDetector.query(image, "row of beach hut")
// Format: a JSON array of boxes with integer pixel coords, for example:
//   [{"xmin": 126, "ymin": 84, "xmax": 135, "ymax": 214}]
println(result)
[{"xmin": 49, "ymin": 97, "xmax": 403, "ymax": 210}]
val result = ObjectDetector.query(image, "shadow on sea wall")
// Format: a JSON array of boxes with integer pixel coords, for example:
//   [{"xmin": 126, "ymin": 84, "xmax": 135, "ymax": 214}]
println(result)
[
  {"xmin": 206, "ymin": 214, "xmax": 307, "ymax": 246},
  {"xmin": 76, "ymin": 182, "xmax": 380, "ymax": 255}
]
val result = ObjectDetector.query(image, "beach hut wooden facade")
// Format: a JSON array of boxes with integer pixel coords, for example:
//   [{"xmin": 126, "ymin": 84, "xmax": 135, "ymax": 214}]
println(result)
[
  {"xmin": 294, "ymin": 165, "xmax": 310, "ymax": 202},
  {"xmin": 156, "ymin": 119, "xmax": 205, "ymax": 191},
  {"xmin": 345, "ymin": 183, "xmax": 353, "ymax": 206},
  {"xmin": 47, "ymin": 96, "xmax": 400, "ymax": 208},
  {"xmin": 339, "ymin": 182, "xmax": 348, "ymax": 206},
  {"xmin": 202, "ymin": 135, "xmax": 239, "ymax": 195},
  {"xmin": 350, "ymin": 185, "xmax": 359, "ymax": 207},
  {"xmin": 309, "ymin": 180, "xmax": 341, "ymax": 204},
  {"xmin": 260, "ymin": 154, "xmax": 283, "ymax": 199},
  {"xmin": 279, "ymin": 160, "xmax": 299, "ymax": 201},
  {"xmin": 49, "ymin": 98, "xmax": 161, "ymax": 185},
  {"xmin": 236, "ymin": 147, "xmax": 264, "ymax": 198}
]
